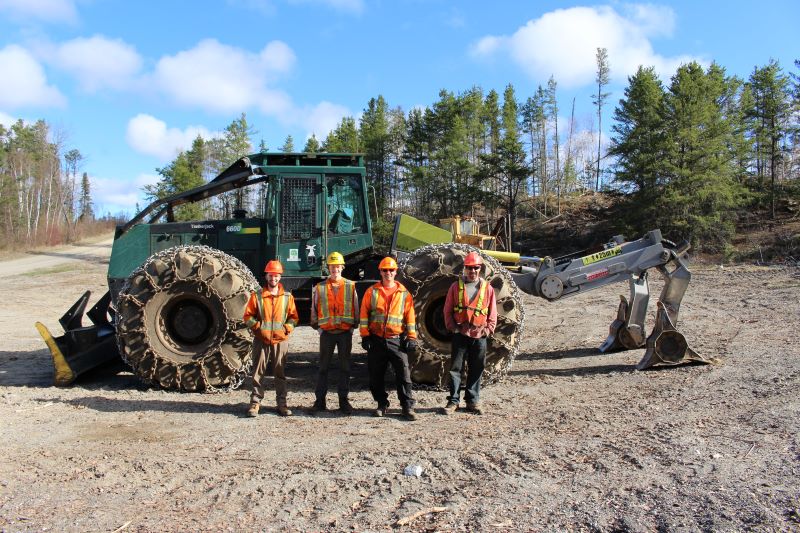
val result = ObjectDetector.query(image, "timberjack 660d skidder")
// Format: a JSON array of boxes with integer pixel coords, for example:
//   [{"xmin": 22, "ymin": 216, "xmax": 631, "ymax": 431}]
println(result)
[{"xmin": 36, "ymin": 152, "xmax": 713, "ymax": 392}]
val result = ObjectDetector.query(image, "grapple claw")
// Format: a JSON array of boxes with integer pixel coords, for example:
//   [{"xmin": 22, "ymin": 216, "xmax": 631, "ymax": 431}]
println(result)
[
  {"xmin": 599, "ymin": 295, "xmax": 631, "ymax": 352},
  {"xmin": 637, "ymin": 302, "xmax": 714, "ymax": 369},
  {"xmin": 599, "ymin": 274, "xmax": 650, "ymax": 353},
  {"xmin": 36, "ymin": 291, "xmax": 120, "ymax": 386}
]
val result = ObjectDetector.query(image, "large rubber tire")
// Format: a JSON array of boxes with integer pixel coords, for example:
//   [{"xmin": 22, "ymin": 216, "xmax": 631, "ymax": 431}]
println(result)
[
  {"xmin": 115, "ymin": 246, "xmax": 260, "ymax": 392},
  {"xmin": 398, "ymin": 243, "xmax": 525, "ymax": 389}
]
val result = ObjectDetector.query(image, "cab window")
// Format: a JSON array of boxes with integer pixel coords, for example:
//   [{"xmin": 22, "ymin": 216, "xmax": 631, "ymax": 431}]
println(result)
[{"xmin": 326, "ymin": 175, "xmax": 366, "ymax": 235}]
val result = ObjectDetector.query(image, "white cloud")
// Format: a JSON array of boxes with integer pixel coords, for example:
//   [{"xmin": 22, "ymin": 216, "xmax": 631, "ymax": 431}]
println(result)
[
  {"xmin": 125, "ymin": 114, "xmax": 218, "ymax": 161},
  {"xmin": 625, "ymin": 3, "xmax": 675, "ymax": 38},
  {"xmin": 0, "ymin": 0, "xmax": 78, "ymax": 24},
  {"xmin": 53, "ymin": 36, "xmax": 143, "ymax": 92},
  {"xmin": 0, "ymin": 45, "xmax": 65, "ymax": 108},
  {"xmin": 153, "ymin": 38, "xmax": 296, "ymax": 114},
  {"xmin": 471, "ymin": 4, "xmax": 703, "ymax": 87},
  {"xmin": 258, "ymin": 40, "xmax": 295, "ymax": 73},
  {"xmin": 301, "ymin": 101, "xmax": 351, "ymax": 139},
  {"xmin": 92, "ymin": 173, "xmax": 161, "ymax": 214},
  {"xmin": 0, "ymin": 111, "xmax": 16, "ymax": 128}
]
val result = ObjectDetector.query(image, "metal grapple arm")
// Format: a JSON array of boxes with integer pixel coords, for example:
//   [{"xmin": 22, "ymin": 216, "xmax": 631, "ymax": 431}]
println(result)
[{"xmin": 511, "ymin": 230, "xmax": 713, "ymax": 369}]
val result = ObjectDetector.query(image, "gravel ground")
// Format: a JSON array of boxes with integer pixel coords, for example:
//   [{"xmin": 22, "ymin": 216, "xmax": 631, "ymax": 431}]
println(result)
[{"xmin": 1, "ymin": 241, "xmax": 798, "ymax": 532}]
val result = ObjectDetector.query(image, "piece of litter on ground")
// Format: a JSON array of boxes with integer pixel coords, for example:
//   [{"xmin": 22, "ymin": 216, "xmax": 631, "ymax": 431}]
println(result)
[{"xmin": 403, "ymin": 464, "xmax": 423, "ymax": 477}]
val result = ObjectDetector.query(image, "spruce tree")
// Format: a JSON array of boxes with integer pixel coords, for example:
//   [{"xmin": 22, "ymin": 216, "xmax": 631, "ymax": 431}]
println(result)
[
  {"xmin": 747, "ymin": 60, "xmax": 792, "ymax": 217},
  {"xmin": 661, "ymin": 62, "xmax": 746, "ymax": 247},
  {"xmin": 279, "ymin": 135, "xmax": 295, "ymax": 152},
  {"xmin": 303, "ymin": 134, "xmax": 320, "ymax": 153},
  {"xmin": 78, "ymin": 172, "xmax": 93, "ymax": 221},
  {"xmin": 609, "ymin": 66, "xmax": 668, "ymax": 195}
]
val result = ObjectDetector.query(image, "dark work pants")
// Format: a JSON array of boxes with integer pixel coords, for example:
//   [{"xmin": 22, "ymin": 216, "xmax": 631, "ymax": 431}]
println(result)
[
  {"xmin": 367, "ymin": 335, "xmax": 415, "ymax": 409},
  {"xmin": 314, "ymin": 330, "xmax": 352, "ymax": 402},
  {"xmin": 448, "ymin": 333, "xmax": 486, "ymax": 404}
]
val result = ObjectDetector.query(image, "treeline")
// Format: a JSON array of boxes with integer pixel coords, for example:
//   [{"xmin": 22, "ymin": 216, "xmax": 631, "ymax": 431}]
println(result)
[
  {"xmin": 329, "ymin": 58, "xmax": 800, "ymax": 250},
  {"xmin": 4, "ymin": 55, "xmax": 797, "ymax": 252},
  {"xmin": 610, "ymin": 60, "xmax": 799, "ymax": 250},
  {"xmin": 0, "ymin": 120, "xmax": 119, "ymax": 250},
  {"xmin": 157, "ymin": 57, "xmax": 799, "ymax": 251}
]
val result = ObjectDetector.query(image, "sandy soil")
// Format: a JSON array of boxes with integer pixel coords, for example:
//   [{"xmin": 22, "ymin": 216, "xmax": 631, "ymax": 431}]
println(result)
[{"xmin": 1, "ymin": 239, "xmax": 798, "ymax": 532}]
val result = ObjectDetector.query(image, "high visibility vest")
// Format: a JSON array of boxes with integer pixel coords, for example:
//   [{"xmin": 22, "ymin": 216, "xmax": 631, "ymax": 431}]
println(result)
[
  {"xmin": 359, "ymin": 282, "xmax": 417, "ymax": 339},
  {"xmin": 316, "ymin": 279, "xmax": 356, "ymax": 331},
  {"xmin": 244, "ymin": 286, "xmax": 297, "ymax": 343},
  {"xmin": 453, "ymin": 278, "xmax": 489, "ymax": 327}
]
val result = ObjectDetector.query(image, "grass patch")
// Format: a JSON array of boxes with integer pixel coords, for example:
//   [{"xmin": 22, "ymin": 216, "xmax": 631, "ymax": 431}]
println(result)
[{"xmin": 23, "ymin": 264, "xmax": 81, "ymax": 277}]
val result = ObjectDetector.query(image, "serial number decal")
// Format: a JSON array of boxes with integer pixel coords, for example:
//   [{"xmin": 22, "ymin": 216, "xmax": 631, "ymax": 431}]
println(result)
[
  {"xmin": 587, "ymin": 268, "xmax": 609, "ymax": 281},
  {"xmin": 225, "ymin": 224, "xmax": 260, "ymax": 234},
  {"xmin": 581, "ymin": 245, "xmax": 621, "ymax": 266}
]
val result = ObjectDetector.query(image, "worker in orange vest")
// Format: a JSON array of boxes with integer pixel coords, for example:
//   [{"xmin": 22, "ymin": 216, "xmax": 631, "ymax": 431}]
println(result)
[
  {"xmin": 244, "ymin": 260, "xmax": 299, "ymax": 417},
  {"xmin": 309, "ymin": 251, "xmax": 359, "ymax": 415},
  {"xmin": 441, "ymin": 251, "xmax": 497, "ymax": 415},
  {"xmin": 359, "ymin": 256, "xmax": 418, "ymax": 421}
]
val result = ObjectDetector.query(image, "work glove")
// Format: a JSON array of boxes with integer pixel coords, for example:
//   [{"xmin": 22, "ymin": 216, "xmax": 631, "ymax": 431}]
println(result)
[
  {"xmin": 405, "ymin": 339, "xmax": 418, "ymax": 355},
  {"xmin": 361, "ymin": 337, "xmax": 371, "ymax": 351}
]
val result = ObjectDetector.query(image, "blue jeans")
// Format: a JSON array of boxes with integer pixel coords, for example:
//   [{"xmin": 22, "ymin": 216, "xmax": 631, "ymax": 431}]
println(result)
[{"xmin": 448, "ymin": 333, "xmax": 486, "ymax": 404}]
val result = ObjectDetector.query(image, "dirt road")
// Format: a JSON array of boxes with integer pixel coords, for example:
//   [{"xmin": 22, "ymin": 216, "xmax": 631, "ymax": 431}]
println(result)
[
  {"xmin": 1, "ymin": 240, "xmax": 798, "ymax": 532},
  {"xmin": 0, "ymin": 238, "xmax": 114, "ymax": 279}
]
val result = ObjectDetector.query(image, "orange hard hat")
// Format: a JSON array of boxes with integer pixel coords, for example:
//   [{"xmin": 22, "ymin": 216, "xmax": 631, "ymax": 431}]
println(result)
[
  {"xmin": 464, "ymin": 251, "xmax": 484, "ymax": 267},
  {"xmin": 264, "ymin": 260, "xmax": 284, "ymax": 274},
  {"xmin": 378, "ymin": 256, "xmax": 398, "ymax": 270}
]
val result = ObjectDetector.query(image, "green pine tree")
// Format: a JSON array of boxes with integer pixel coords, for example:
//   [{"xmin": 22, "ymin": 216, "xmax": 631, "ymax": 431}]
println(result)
[
  {"xmin": 660, "ymin": 62, "xmax": 747, "ymax": 248},
  {"xmin": 78, "ymin": 172, "xmax": 93, "ymax": 221},
  {"xmin": 303, "ymin": 134, "xmax": 320, "ymax": 153},
  {"xmin": 746, "ymin": 60, "xmax": 792, "ymax": 217},
  {"xmin": 279, "ymin": 135, "xmax": 295, "ymax": 152}
]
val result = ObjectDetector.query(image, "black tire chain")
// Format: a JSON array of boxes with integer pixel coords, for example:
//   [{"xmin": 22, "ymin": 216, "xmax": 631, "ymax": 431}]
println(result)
[
  {"xmin": 115, "ymin": 245, "xmax": 260, "ymax": 392},
  {"xmin": 398, "ymin": 242, "xmax": 525, "ymax": 390}
]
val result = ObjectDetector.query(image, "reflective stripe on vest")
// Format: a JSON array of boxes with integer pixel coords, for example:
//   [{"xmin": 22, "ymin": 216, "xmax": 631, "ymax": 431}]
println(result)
[
  {"xmin": 453, "ymin": 278, "xmax": 488, "ymax": 326},
  {"xmin": 317, "ymin": 279, "xmax": 356, "ymax": 330},
  {"xmin": 364, "ymin": 286, "xmax": 412, "ymax": 337},
  {"xmin": 256, "ymin": 291, "xmax": 292, "ymax": 332}
]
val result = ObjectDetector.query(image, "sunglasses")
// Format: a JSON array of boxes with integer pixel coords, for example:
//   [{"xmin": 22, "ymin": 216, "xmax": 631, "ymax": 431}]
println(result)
[
  {"xmin": 380, "ymin": 269, "xmax": 396, "ymax": 273},
  {"xmin": 465, "ymin": 266, "xmax": 481, "ymax": 271}
]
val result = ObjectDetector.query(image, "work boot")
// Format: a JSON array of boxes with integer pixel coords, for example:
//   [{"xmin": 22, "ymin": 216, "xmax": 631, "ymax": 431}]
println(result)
[
  {"xmin": 402, "ymin": 407, "xmax": 418, "ymax": 421},
  {"xmin": 246, "ymin": 403, "xmax": 260, "ymax": 417},
  {"xmin": 465, "ymin": 402, "xmax": 483, "ymax": 415},
  {"xmin": 277, "ymin": 405, "xmax": 293, "ymax": 417},
  {"xmin": 441, "ymin": 401, "xmax": 458, "ymax": 415},
  {"xmin": 339, "ymin": 397, "xmax": 353, "ymax": 415},
  {"xmin": 311, "ymin": 400, "xmax": 327, "ymax": 414},
  {"xmin": 373, "ymin": 403, "xmax": 388, "ymax": 418}
]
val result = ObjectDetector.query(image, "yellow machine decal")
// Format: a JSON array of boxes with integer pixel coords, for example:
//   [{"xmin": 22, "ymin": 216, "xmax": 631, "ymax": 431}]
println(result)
[{"xmin": 581, "ymin": 246, "xmax": 622, "ymax": 266}]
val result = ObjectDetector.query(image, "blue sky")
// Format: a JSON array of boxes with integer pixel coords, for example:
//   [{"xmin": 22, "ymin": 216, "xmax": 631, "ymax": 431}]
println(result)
[{"xmin": 1, "ymin": 0, "xmax": 798, "ymax": 216}]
